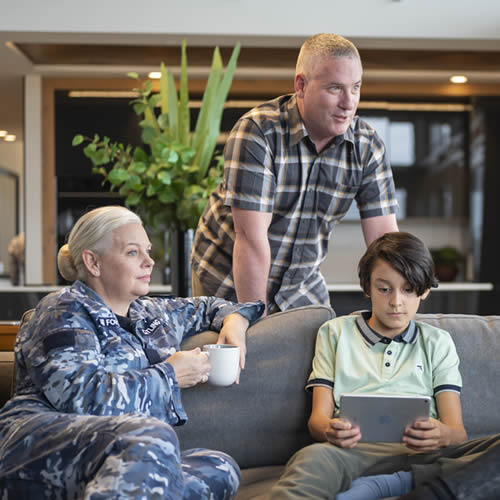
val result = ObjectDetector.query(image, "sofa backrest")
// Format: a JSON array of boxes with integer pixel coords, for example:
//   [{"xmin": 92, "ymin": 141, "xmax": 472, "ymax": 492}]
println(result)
[
  {"xmin": 4, "ymin": 308, "xmax": 498, "ymax": 467},
  {"xmin": 175, "ymin": 304, "xmax": 335, "ymax": 469},
  {"xmin": 416, "ymin": 313, "xmax": 500, "ymax": 439},
  {"xmin": 176, "ymin": 310, "xmax": 500, "ymax": 469}
]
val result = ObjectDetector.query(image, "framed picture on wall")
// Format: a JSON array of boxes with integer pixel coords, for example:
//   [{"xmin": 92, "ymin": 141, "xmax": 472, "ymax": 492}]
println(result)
[{"xmin": 0, "ymin": 167, "xmax": 19, "ymax": 281}]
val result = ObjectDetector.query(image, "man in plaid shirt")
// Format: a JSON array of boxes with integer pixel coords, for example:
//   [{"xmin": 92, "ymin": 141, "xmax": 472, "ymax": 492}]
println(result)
[{"xmin": 191, "ymin": 33, "xmax": 399, "ymax": 315}]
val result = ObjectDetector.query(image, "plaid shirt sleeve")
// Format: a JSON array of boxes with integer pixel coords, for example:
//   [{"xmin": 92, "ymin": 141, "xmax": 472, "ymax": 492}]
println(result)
[{"xmin": 223, "ymin": 117, "xmax": 276, "ymax": 213}]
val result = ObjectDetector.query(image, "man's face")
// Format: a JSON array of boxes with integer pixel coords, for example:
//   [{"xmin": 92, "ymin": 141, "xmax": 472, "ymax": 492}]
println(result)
[
  {"xmin": 368, "ymin": 259, "xmax": 429, "ymax": 338},
  {"xmin": 295, "ymin": 55, "xmax": 362, "ymax": 151}
]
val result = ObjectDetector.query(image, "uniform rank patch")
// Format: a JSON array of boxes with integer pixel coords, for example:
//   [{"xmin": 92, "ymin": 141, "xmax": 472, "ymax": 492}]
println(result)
[
  {"xmin": 144, "ymin": 348, "xmax": 162, "ymax": 364},
  {"xmin": 43, "ymin": 330, "xmax": 77, "ymax": 354}
]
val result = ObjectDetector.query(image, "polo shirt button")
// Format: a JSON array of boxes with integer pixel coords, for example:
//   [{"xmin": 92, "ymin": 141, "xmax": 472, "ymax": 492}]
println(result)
[
  {"xmin": 387, "ymin": 350, "xmax": 392, "ymax": 355},
  {"xmin": 385, "ymin": 362, "xmax": 390, "ymax": 367}
]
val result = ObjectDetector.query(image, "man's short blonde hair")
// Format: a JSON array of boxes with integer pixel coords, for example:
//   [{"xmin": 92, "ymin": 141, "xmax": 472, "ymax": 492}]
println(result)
[{"xmin": 296, "ymin": 33, "xmax": 361, "ymax": 79}]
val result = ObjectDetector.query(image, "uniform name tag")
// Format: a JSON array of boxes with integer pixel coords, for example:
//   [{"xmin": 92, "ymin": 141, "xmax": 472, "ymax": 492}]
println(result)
[{"xmin": 142, "ymin": 318, "xmax": 162, "ymax": 336}]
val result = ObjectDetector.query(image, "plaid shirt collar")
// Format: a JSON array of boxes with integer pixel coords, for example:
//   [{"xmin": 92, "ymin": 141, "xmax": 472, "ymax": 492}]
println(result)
[
  {"xmin": 288, "ymin": 94, "xmax": 356, "ymax": 149},
  {"xmin": 355, "ymin": 310, "xmax": 418, "ymax": 347}
]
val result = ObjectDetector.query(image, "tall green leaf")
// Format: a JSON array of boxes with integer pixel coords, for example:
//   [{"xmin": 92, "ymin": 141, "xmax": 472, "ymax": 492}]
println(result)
[
  {"xmin": 160, "ymin": 62, "xmax": 169, "ymax": 115},
  {"xmin": 191, "ymin": 47, "xmax": 223, "ymax": 156},
  {"xmin": 144, "ymin": 107, "xmax": 160, "ymax": 134},
  {"xmin": 178, "ymin": 39, "xmax": 190, "ymax": 146},
  {"xmin": 197, "ymin": 42, "xmax": 241, "ymax": 180},
  {"xmin": 167, "ymin": 69, "xmax": 179, "ymax": 141}
]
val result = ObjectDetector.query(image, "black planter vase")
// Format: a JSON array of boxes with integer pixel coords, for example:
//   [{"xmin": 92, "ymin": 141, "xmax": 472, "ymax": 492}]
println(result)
[{"xmin": 165, "ymin": 229, "xmax": 193, "ymax": 297}]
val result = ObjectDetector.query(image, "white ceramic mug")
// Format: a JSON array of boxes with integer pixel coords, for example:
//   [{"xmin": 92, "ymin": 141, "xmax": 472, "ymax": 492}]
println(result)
[{"xmin": 202, "ymin": 344, "xmax": 240, "ymax": 387}]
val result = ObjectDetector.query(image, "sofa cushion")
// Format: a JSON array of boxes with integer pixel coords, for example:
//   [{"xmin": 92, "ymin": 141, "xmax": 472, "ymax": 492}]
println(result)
[
  {"xmin": 175, "ymin": 305, "xmax": 335, "ymax": 469},
  {"xmin": 416, "ymin": 313, "xmax": 500, "ymax": 439},
  {"xmin": 237, "ymin": 466, "xmax": 285, "ymax": 500}
]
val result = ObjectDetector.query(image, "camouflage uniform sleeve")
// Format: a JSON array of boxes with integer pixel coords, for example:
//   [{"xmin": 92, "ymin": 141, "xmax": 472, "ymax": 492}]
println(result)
[
  {"xmin": 160, "ymin": 296, "xmax": 265, "ymax": 344},
  {"xmin": 24, "ymin": 305, "xmax": 187, "ymax": 424}
]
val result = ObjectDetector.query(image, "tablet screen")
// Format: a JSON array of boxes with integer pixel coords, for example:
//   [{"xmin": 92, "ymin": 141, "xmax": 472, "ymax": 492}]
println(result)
[{"xmin": 339, "ymin": 393, "xmax": 431, "ymax": 442}]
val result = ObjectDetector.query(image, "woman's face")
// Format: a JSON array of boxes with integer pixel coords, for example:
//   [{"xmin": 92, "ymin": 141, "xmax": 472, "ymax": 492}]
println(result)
[{"xmin": 91, "ymin": 223, "xmax": 154, "ymax": 315}]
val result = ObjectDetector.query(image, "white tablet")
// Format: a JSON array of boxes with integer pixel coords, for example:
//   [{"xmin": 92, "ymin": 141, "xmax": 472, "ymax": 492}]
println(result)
[{"xmin": 339, "ymin": 393, "xmax": 431, "ymax": 442}]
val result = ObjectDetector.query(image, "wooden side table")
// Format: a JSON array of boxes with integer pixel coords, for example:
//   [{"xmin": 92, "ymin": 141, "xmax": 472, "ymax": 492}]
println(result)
[{"xmin": 0, "ymin": 322, "xmax": 19, "ymax": 351}]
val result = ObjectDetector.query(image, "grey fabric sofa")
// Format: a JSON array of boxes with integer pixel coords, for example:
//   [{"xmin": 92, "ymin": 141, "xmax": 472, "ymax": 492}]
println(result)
[
  {"xmin": 179, "ymin": 310, "xmax": 500, "ymax": 499},
  {"xmin": 2, "ymin": 307, "xmax": 500, "ymax": 499}
]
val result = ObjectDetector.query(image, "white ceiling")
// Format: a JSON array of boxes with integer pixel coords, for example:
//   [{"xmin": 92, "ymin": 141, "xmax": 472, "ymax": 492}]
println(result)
[{"xmin": 2, "ymin": 0, "xmax": 500, "ymax": 141}]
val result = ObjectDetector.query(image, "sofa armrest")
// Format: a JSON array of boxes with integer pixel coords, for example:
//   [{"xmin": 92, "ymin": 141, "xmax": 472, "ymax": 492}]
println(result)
[
  {"xmin": 175, "ymin": 305, "xmax": 335, "ymax": 469},
  {"xmin": 0, "ymin": 351, "xmax": 15, "ymax": 408}
]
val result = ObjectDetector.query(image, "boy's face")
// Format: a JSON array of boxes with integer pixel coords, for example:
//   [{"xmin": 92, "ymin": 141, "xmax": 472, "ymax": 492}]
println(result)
[{"xmin": 368, "ymin": 258, "xmax": 430, "ymax": 338}]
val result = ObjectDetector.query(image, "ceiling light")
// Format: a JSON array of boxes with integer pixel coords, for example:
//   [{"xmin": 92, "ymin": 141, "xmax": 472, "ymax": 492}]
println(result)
[
  {"xmin": 4, "ymin": 134, "xmax": 16, "ymax": 142},
  {"xmin": 68, "ymin": 90, "xmax": 139, "ymax": 98},
  {"xmin": 148, "ymin": 72, "xmax": 161, "ymax": 79},
  {"xmin": 450, "ymin": 75, "xmax": 468, "ymax": 84},
  {"xmin": 0, "ymin": 130, "xmax": 7, "ymax": 137}
]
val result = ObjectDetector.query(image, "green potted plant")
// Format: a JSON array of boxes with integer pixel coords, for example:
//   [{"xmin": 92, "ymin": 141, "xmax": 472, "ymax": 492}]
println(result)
[
  {"xmin": 72, "ymin": 40, "xmax": 240, "ymax": 294},
  {"xmin": 430, "ymin": 246, "xmax": 464, "ymax": 282}
]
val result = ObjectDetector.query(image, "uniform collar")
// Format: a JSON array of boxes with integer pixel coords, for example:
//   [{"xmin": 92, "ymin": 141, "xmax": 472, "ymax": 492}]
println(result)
[
  {"xmin": 355, "ymin": 310, "xmax": 418, "ymax": 347},
  {"xmin": 72, "ymin": 280, "xmax": 109, "ymax": 306}
]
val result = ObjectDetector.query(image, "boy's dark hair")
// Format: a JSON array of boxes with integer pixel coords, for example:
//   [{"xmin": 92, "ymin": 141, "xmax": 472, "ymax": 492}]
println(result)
[{"xmin": 358, "ymin": 232, "xmax": 439, "ymax": 297}]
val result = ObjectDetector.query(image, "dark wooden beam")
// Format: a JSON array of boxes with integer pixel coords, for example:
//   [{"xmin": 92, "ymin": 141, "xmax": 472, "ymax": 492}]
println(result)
[{"xmin": 17, "ymin": 43, "xmax": 500, "ymax": 73}]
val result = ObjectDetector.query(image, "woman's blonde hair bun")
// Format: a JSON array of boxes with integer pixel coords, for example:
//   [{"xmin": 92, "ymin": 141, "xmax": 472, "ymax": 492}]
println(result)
[{"xmin": 57, "ymin": 243, "xmax": 78, "ymax": 282}]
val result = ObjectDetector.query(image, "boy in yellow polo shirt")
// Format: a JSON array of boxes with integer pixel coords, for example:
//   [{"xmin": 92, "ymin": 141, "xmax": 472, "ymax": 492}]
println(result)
[{"xmin": 270, "ymin": 232, "xmax": 500, "ymax": 500}]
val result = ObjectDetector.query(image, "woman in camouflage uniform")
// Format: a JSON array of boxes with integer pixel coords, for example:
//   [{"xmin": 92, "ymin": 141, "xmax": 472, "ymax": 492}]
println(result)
[{"xmin": 0, "ymin": 206, "xmax": 264, "ymax": 499}]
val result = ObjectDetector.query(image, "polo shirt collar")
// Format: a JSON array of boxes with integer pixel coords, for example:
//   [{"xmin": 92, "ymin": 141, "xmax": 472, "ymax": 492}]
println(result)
[
  {"xmin": 355, "ymin": 311, "xmax": 418, "ymax": 347},
  {"xmin": 288, "ymin": 94, "xmax": 357, "ymax": 148}
]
